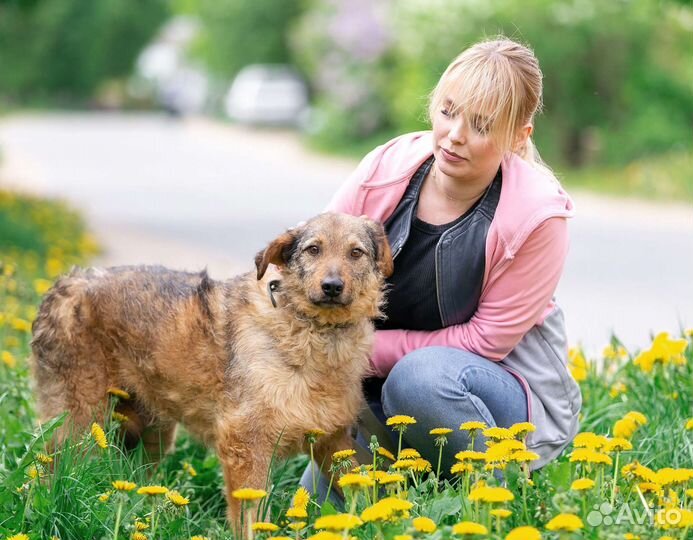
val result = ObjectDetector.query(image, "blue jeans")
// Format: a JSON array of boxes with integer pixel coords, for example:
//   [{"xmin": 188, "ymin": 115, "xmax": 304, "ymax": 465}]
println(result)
[{"xmin": 300, "ymin": 346, "xmax": 529, "ymax": 503}]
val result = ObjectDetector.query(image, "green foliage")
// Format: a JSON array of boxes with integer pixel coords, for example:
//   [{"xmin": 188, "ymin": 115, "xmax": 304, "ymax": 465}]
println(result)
[
  {"xmin": 0, "ymin": 0, "xmax": 169, "ymax": 104},
  {"xmin": 192, "ymin": 0, "xmax": 302, "ymax": 80}
]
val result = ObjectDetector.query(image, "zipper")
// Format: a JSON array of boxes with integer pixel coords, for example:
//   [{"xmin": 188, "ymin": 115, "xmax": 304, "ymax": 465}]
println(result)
[{"xmin": 434, "ymin": 238, "xmax": 445, "ymax": 326}]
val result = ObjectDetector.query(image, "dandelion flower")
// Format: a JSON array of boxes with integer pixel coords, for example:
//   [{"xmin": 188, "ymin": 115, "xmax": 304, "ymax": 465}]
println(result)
[
  {"xmin": 98, "ymin": 492, "xmax": 111, "ymax": 502},
  {"xmin": 306, "ymin": 533, "xmax": 343, "ymax": 540},
  {"xmin": 191, "ymin": 536, "xmax": 210, "ymax": 540},
  {"xmin": 36, "ymin": 452, "xmax": 53, "ymax": 464},
  {"xmin": 509, "ymin": 450, "xmax": 540, "ymax": 463},
  {"xmin": 412, "ymin": 517, "xmax": 437, "ymax": 533},
  {"xmin": 624, "ymin": 411, "xmax": 647, "ymax": 426},
  {"xmin": 231, "ymin": 488, "xmax": 267, "ymax": 500},
  {"xmin": 386, "ymin": 415, "xmax": 417, "ymax": 428},
  {"xmin": 398, "ymin": 448, "xmax": 421, "ymax": 459},
  {"xmin": 394, "ymin": 536, "xmax": 413, "ymax": 540},
  {"xmin": 292, "ymin": 486, "xmax": 310, "ymax": 510},
  {"xmin": 490, "ymin": 508, "xmax": 512, "ymax": 519},
  {"xmin": 468, "ymin": 486, "xmax": 514, "ymax": 503},
  {"xmin": 166, "ymin": 490, "xmax": 190, "ymax": 506},
  {"xmin": 459, "ymin": 421, "xmax": 487, "ymax": 432},
  {"xmin": 604, "ymin": 437, "xmax": 633, "ymax": 452},
  {"xmin": 377, "ymin": 472, "xmax": 406, "ymax": 485},
  {"xmin": 134, "ymin": 520, "xmax": 149, "ymax": 531},
  {"xmin": 411, "ymin": 458, "xmax": 433, "ymax": 473},
  {"xmin": 182, "ymin": 461, "xmax": 197, "ymax": 477},
  {"xmin": 132, "ymin": 533, "xmax": 147, "ymax": 540},
  {"xmin": 573, "ymin": 432, "xmax": 607, "ymax": 449},
  {"xmin": 314, "ymin": 513, "xmax": 363, "ymax": 531},
  {"xmin": 338, "ymin": 473, "xmax": 374, "ymax": 489},
  {"xmin": 107, "ymin": 387, "xmax": 131, "ymax": 400},
  {"xmin": 505, "ymin": 526, "xmax": 541, "ymax": 540},
  {"xmin": 392, "ymin": 459, "xmax": 416, "ymax": 470},
  {"xmin": 305, "ymin": 428, "xmax": 327, "ymax": 437},
  {"xmin": 288, "ymin": 522, "xmax": 307, "ymax": 531},
  {"xmin": 571, "ymin": 478, "xmax": 596, "ymax": 491},
  {"xmin": 286, "ymin": 506, "xmax": 308, "ymax": 519},
  {"xmin": 34, "ymin": 278, "xmax": 52, "ymax": 295},
  {"xmin": 482, "ymin": 427, "xmax": 513, "ymax": 440},
  {"xmin": 137, "ymin": 485, "xmax": 168, "ymax": 496},
  {"xmin": 360, "ymin": 497, "xmax": 413, "ymax": 522},
  {"xmin": 509, "ymin": 422, "xmax": 536, "ymax": 437},
  {"xmin": 685, "ymin": 419, "xmax": 693, "ymax": 430},
  {"xmin": 377, "ymin": 447, "xmax": 395, "ymax": 461},
  {"xmin": 6, "ymin": 535, "xmax": 30, "ymax": 540},
  {"xmin": 332, "ymin": 449, "xmax": 356, "ymax": 461},
  {"xmin": 90, "ymin": 423, "xmax": 108, "ymax": 449},
  {"xmin": 2, "ymin": 350, "xmax": 16, "ymax": 368},
  {"xmin": 429, "ymin": 427, "xmax": 453, "ymax": 436},
  {"xmin": 452, "ymin": 521, "xmax": 488, "ymax": 535},
  {"xmin": 546, "ymin": 513, "xmax": 584, "ymax": 532},
  {"xmin": 111, "ymin": 412, "xmax": 130, "ymax": 423},
  {"xmin": 451, "ymin": 462, "xmax": 473, "ymax": 475},
  {"xmin": 251, "ymin": 522, "xmax": 280, "ymax": 533},
  {"xmin": 112, "ymin": 480, "xmax": 137, "ymax": 492},
  {"xmin": 455, "ymin": 450, "xmax": 486, "ymax": 462}
]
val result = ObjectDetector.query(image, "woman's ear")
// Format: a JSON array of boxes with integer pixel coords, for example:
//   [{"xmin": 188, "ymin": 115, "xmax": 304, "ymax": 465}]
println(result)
[{"xmin": 514, "ymin": 123, "xmax": 533, "ymax": 152}]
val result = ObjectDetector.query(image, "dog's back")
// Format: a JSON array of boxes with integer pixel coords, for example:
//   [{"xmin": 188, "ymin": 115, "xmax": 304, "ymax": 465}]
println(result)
[{"xmin": 31, "ymin": 265, "xmax": 231, "ymax": 446}]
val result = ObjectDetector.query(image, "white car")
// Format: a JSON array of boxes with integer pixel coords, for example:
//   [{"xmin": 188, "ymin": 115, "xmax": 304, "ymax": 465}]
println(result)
[{"xmin": 224, "ymin": 64, "xmax": 309, "ymax": 126}]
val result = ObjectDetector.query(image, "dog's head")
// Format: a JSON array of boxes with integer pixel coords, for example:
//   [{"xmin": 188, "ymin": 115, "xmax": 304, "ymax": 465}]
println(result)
[{"xmin": 255, "ymin": 213, "xmax": 393, "ymax": 325}]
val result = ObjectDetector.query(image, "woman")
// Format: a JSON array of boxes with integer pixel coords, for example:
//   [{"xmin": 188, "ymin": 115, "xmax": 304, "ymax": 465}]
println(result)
[{"xmin": 304, "ymin": 37, "xmax": 581, "ymax": 494}]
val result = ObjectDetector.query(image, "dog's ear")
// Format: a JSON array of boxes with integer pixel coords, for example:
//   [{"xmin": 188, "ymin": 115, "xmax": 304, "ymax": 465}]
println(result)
[
  {"xmin": 255, "ymin": 230, "xmax": 298, "ymax": 280},
  {"xmin": 365, "ymin": 219, "xmax": 394, "ymax": 278}
]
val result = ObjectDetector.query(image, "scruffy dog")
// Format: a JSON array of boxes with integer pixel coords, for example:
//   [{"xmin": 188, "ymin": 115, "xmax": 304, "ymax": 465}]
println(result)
[{"xmin": 30, "ymin": 212, "xmax": 393, "ymax": 523}]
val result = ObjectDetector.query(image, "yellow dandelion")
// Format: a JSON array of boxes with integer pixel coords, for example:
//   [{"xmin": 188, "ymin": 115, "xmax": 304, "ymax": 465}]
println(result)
[
  {"xmin": 451, "ymin": 462, "xmax": 474, "ymax": 475},
  {"xmin": 338, "ymin": 473, "xmax": 374, "ymax": 489},
  {"xmin": 386, "ymin": 415, "xmax": 417, "ymax": 428},
  {"xmin": 412, "ymin": 516, "xmax": 437, "ymax": 533},
  {"xmin": 332, "ymin": 449, "xmax": 356, "ymax": 461},
  {"xmin": 6, "ymin": 535, "xmax": 30, "ymax": 540},
  {"xmin": 112, "ymin": 480, "xmax": 137, "ymax": 492},
  {"xmin": 624, "ymin": 411, "xmax": 647, "ymax": 426},
  {"xmin": 231, "ymin": 488, "xmax": 267, "ymax": 500},
  {"xmin": 137, "ymin": 485, "xmax": 168, "ymax": 496},
  {"xmin": 182, "ymin": 461, "xmax": 197, "ymax": 477},
  {"xmin": 132, "ymin": 533, "xmax": 147, "ymax": 540},
  {"xmin": 36, "ymin": 452, "xmax": 53, "ymax": 464},
  {"xmin": 429, "ymin": 427, "xmax": 453, "ymax": 436},
  {"xmin": 377, "ymin": 447, "xmax": 395, "ymax": 461},
  {"xmin": 411, "ymin": 458, "xmax": 433, "ymax": 473},
  {"xmin": 34, "ymin": 278, "xmax": 52, "ymax": 295},
  {"xmin": 604, "ymin": 437, "xmax": 633, "ymax": 453},
  {"xmin": 505, "ymin": 526, "xmax": 541, "ymax": 540},
  {"xmin": 286, "ymin": 506, "xmax": 308, "ymax": 519},
  {"xmin": 392, "ymin": 459, "xmax": 416, "ymax": 470},
  {"xmin": 166, "ymin": 490, "xmax": 190, "ymax": 506},
  {"xmin": 468, "ymin": 486, "xmax": 514, "ymax": 503},
  {"xmin": 452, "ymin": 521, "xmax": 488, "ymax": 535},
  {"xmin": 11, "ymin": 318, "xmax": 31, "ymax": 333},
  {"xmin": 638, "ymin": 482, "xmax": 663, "ymax": 495},
  {"xmin": 134, "ymin": 520, "xmax": 149, "ymax": 531},
  {"xmin": 360, "ymin": 497, "xmax": 413, "ymax": 523},
  {"xmin": 111, "ymin": 412, "xmax": 130, "ymax": 423},
  {"xmin": 306, "ymin": 428, "xmax": 327, "ymax": 437},
  {"xmin": 571, "ymin": 478, "xmax": 596, "ymax": 491},
  {"xmin": 459, "ymin": 421, "xmax": 487, "ymax": 431},
  {"xmin": 90, "ymin": 423, "xmax": 108, "ymax": 449},
  {"xmin": 190, "ymin": 536, "xmax": 210, "ymax": 540},
  {"xmin": 573, "ymin": 432, "xmax": 607, "ymax": 449},
  {"xmin": 398, "ymin": 448, "xmax": 421, "ymax": 459},
  {"xmin": 291, "ymin": 486, "xmax": 310, "ymax": 510},
  {"xmin": 609, "ymin": 382, "xmax": 627, "ymax": 398},
  {"xmin": 306, "ymin": 533, "xmax": 343, "ymax": 540},
  {"xmin": 107, "ymin": 387, "xmax": 131, "ymax": 400},
  {"xmin": 394, "ymin": 536, "xmax": 413, "ymax": 540},
  {"xmin": 482, "ymin": 427, "xmax": 513, "ymax": 440},
  {"xmin": 252, "ymin": 522, "xmax": 280, "ymax": 533},
  {"xmin": 2, "ymin": 350, "xmax": 16, "ymax": 368},
  {"xmin": 376, "ymin": 473, "xmax": 406, "ymax": 485},
  {"xmin": 455, "ymin": 450, "xmax": 486, "ymax": 462},
  {"xmin": 288, "ymin": 522, "xmax": 307, "ymax": 531},
  {"xmin": 685, "ymin": 419, "xmax": 693, "ymax": 430},
  {"xmin": 99, "ymin": 492, "xmax": 112, "ymax": 502},
  {"xmin": 314, "ymin": 513, "xmax": 363, "ymax": 531},
  {"xmin": 546, "ymin": 513, "xmax": 584, "ymax": 532},
  {"xmin": 509, "ymin": 450, "xmax": 540, "ymax": 463},
  {"xmin": 490, "ymin": 508, "xmax": 512, "ymax": 519},
  {"xmin": 487, "ymin": 439, "xmax": 525, "ymax": 452},
  {"xmin": 509, "ymin": 422, "xmax": 536, "ymax": 437},
  {"xmin": 623, "ymin": 534, "xmax": 640, "ymax": 540}
]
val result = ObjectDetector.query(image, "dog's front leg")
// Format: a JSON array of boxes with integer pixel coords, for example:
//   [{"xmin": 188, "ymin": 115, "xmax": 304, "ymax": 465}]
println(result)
[{"xmin": 216, "ymin": 428, "xmax": 271, "ymax": 536}]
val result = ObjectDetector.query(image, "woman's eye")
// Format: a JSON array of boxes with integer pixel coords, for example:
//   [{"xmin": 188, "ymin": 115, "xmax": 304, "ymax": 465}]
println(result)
[
  {"xmin": 306, "ymin": 245, "xmax": 320, "ymax": 255},
  {"xmin": 351, "ymin": 248, "xmax": 364, "ymax": 259},
  {"xmin": 441, "ymin": 108, "xmax": 450, "ymax": 117}
]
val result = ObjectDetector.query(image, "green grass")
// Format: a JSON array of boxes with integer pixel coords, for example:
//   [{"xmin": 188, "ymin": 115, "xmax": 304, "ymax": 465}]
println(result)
[{"xmin": 1, "ymin": 189, "xmax": 692, "ymax": 539}]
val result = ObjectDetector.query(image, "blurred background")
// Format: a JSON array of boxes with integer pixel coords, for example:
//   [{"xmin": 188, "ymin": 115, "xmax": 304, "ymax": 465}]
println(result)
[{"xmin": 0, "ymin": 0, "xmax": 691, "ymax": 354}]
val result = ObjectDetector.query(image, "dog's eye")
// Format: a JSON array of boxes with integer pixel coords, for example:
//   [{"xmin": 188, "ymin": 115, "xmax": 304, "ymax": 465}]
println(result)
[
  {"xmin": 350, "ymin": 248, "xmax": 364, "ymax": 259},
  {"xmin": 306, "ymin": 245, "xmax": 320, "ymax": 256}
]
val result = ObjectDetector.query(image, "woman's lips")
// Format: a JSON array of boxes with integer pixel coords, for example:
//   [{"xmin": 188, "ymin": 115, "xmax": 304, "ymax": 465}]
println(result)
[{"xmin": 441, "ymin": 147, "xmax": 466, "ymax": 162}]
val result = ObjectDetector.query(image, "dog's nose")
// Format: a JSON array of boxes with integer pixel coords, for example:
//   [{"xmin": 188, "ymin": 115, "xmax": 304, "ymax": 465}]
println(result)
[{"xmin": 321, "ymin": 277, "xmax": 344, "ymax": 298}]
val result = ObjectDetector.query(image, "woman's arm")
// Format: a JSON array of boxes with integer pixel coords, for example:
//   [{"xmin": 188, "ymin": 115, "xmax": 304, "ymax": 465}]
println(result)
[{"xmin": 370, "ymin": 216, "xmax": 569, "ymax": 377}]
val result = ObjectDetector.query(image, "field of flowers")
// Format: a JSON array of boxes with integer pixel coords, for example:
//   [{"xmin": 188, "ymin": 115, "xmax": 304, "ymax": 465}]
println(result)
[{"xmin": 0, "ymin": 188, "xmax": 691, "ymax": 540}]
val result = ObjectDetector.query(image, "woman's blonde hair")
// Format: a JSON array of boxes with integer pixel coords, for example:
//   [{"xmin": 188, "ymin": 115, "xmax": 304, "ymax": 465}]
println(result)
[{"xmin": 428, "ymin": 37, "xmax": 543, "ymax": 164}]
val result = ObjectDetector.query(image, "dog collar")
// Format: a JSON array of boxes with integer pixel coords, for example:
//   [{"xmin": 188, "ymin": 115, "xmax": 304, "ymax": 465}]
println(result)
[{"xmin": 267, "ymin": 279, "xmax": 281, "ymax": 308}]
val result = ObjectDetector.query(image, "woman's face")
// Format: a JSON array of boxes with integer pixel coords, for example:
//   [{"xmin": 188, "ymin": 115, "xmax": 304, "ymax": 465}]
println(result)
[{"xmin": 432, "ymin": 98, "xmax": 505, "ymax": 184}]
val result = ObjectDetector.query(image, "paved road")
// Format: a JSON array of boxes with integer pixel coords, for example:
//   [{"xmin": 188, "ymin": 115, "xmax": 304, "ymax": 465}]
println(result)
[{"xmin": 1, "ymin": 112, "xmax": 691, "ymax": 355}]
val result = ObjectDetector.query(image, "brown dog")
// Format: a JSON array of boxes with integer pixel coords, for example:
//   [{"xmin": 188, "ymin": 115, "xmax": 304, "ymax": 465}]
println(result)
[{"xmin": 30, "ymin": 212, "xmax": 393, "ymax": 523}]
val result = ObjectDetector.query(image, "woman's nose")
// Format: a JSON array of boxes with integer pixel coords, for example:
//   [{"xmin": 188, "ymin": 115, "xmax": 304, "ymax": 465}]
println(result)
[{"xmin": 448, "ymin": 118, "xmax": 467, "ymax": 144}]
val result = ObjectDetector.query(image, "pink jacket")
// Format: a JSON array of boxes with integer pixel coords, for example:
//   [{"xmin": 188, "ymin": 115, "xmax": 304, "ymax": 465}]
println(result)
[{"xmin": 327, "ymin": 131, "xmax": 575, "ymax": 377}]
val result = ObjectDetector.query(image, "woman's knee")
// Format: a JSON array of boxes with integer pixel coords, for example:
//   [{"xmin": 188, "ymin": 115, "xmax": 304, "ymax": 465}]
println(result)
[{"xmin": 381, "ymin": 346, "xmax": 486, "ymax": 416}]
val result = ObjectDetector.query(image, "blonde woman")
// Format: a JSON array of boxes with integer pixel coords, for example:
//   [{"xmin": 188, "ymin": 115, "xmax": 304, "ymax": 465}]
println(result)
[{"xmin": 303, "ymin": 37, "xmax": 582, "ymax": 496}]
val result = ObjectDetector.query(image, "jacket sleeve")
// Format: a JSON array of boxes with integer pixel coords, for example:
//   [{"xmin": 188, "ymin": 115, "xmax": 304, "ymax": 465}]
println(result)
[
  {"xmin": 324, "ymin": 146, "xmax": 382, "ymax": 215},
  {"xmin": 370, "ymin": 216, "xmax": 569, "ymax": 377}
]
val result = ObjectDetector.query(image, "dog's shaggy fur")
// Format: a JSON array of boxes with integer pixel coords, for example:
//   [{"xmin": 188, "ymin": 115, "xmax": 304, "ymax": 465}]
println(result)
[{"xmin": 30, "ymin": 212, "xmax": 393, "ymax": 523}]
